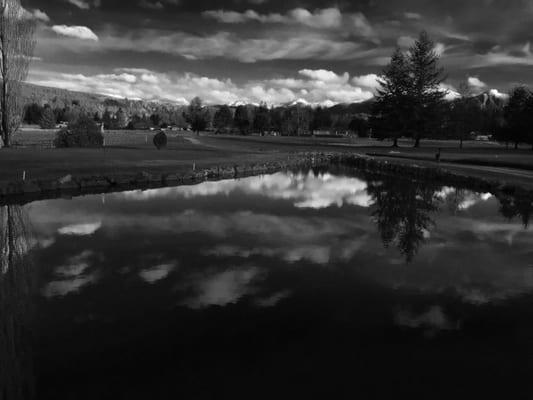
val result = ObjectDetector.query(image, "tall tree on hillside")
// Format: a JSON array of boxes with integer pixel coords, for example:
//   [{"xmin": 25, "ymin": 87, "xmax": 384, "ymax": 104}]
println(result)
[
  {"xmin": 253, "ymin": 103, "xmax": 270, "ymax": 135},
  {"xmin": 234, "ymin": 105, "xmax": 251, "ymax": 135},
  {"xmin": 409, "ymin": 31, "xmax": 447, "ymax": 147},
  {"xmin": 0, "ymin": 0, "xmax": 36, "ymax": 147},
  {"xmin": 311, "ymin": 106, "xmax": 333, "ymax": 133},
  {"xmin": 213, "ymin": 105, "xmax": 233, "ymax": 134},
  {"xmin": 449, "ymin": 81, "xmax": 479, "ymax": 149},
  {"xmin": 102, "ymin": 109, "xmax": 114, "ymax": 130},
  {"xmin": 372, "ymin": 49, "xmax": 412, "ymax": 147},
  {"xmin": 504, "ymin": 86, "xmax": 530, "ymax": 149},
  {"xmin": 116, "ymin": 108, "xmax": 128, "ymax": 129},
  {"xmin": 185, "ymin": 97, "xmax": 209, "ymax": 135}
]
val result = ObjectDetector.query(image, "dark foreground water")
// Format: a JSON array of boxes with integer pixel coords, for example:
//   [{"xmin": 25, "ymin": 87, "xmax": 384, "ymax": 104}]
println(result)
[{"xmin": 2, "ymin": 167, "xmax": 533, "ymax": 399}]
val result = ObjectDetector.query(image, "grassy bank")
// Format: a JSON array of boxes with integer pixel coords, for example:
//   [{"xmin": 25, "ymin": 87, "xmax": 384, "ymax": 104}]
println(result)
[{"xmin": 1, "ymin": 131, "xmax": 533, "ymax": 194}]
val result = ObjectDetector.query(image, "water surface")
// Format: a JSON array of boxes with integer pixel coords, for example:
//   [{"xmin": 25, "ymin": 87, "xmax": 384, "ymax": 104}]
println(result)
[{"xmin": 2, "ymin": 168, "xmax": 533, "ymax": 399}]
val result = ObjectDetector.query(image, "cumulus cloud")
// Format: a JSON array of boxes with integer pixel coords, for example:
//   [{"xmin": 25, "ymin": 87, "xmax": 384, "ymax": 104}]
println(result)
[
  {"xmin": 42, "ymin": 250, "xmax": 98, "ymax": 298},
  {"xmin": 122, "ymin": 172, "xmax": 374, "ymax": 209},
  {"xmin": 29, "ymin": 67, "xmax": 375, "ymax": 105},
  {"xmin": 467, "ymin": 76, "xmax": 487, "ymax": 89},
  {"xmin": 139, "ymin": 263, "xmax": 177, "ymax": 283},
  {"xmin": 58, "ymin": 222, "xmax": 102, "ymax": 236},
  {"xmin": 351, "ymin": 73, "xmax": 381, "ymax": 90},
  {"xmin": 27, "ymin": 8, "xmax": 50, "ymax": 22},
  {"xmin": 52, "ymin": 25, "xmax": 99, "ymax": 41},
  {"xmin": 181, "ymin": 267, "xmax": 262, "ymax": 309}
]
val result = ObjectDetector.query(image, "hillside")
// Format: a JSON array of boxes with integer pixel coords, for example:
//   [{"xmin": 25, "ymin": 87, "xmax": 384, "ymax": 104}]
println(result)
[{"xmin": 22, "ymin": 82, "xmax": 185, "ymax": 116}]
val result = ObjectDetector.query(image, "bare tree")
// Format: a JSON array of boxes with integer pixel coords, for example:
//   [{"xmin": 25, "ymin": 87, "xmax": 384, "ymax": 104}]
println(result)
[{"xmin": 0, "ymin": 0, "xmax": 36, "ymax": 147}]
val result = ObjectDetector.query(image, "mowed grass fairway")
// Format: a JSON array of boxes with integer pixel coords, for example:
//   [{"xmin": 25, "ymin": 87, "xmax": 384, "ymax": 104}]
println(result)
[{"xmin": 2, "ymin": 128, "xmax": 533, "ymax": 188}]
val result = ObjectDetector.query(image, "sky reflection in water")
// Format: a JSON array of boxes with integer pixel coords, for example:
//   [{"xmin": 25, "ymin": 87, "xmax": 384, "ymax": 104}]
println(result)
[{"xmin": 2, "ymin": 168, "xmax": 533, "ymax": 399}]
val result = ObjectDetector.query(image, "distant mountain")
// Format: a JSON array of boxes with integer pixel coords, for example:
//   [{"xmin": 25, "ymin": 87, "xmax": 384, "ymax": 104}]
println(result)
[
  {"xmin": 471, "ymin": 90, "xmax": 508, "ymax": 109},
  {"xmin": 22, "ymin": 82, "xmax": 378, "ymax": 116}
]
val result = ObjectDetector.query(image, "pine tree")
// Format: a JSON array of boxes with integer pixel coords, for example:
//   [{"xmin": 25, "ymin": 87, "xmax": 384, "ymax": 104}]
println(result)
[
  {"xmin": 504, "ymin": 86, "xmax": 531, "ymax": 149},
  {"xmin": 372, "ymin": 49, "xmax": 412, "ymax": 147},
  {"xmin": 253, "ymin": 103, "xmax": 270, "ymax": 135},
  {"xmin": 213, "ymin": 105, "xmax": 233, "ymax": 134},
  {"xmin": 234, "ymin": 105, "xmax": 251, "ymax": 135},
  {"xmin": 408, "ymin": 31, "xmax": 447, "ymax": 147}
]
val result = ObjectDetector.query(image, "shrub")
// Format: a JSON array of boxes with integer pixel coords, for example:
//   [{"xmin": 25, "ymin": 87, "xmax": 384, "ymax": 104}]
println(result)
[
  {"xmin": 54, "ymin": 115, "xmax": 104, "ymax": 148},
  {"xmin": 39, "ymin": 107, "xmax": 56, "ymax": 129},
  {"xmin": 153, "ymin": 130, "xmax": 167, "ymax": 149}
]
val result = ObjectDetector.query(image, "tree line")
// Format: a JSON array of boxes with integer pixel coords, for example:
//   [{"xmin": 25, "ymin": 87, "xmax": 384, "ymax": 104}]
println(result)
[
  {"xmin": 373, "ymin": 31, "xmax": 533, "ymax": 150},
  {"xmin": 24, "ymin": 97, "xmax": 372, "ymax": 137}
]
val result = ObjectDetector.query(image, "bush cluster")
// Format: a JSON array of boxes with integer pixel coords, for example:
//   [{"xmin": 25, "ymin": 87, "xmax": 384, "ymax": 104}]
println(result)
[{"xmin": 54, "ymin": 115, "xmax": 104, "ymax": 148}]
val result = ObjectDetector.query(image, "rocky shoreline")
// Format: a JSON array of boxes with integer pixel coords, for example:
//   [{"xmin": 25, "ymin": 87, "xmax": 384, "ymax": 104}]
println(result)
[{"xmin": 1, "ymin": 152, "xmax": 532, "ymax": 206}]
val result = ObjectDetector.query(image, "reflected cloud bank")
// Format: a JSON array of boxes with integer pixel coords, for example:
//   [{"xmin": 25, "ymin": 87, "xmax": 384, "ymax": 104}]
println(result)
[{"xmin": 123, "ymin": 172, "xmax": 374, "ymax": 209}]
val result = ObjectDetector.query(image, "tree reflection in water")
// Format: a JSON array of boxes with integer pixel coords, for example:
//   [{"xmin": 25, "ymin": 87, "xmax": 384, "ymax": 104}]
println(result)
[
  {"xmin": 499, "ymin": 195, "xmax": 532, "ymax": 229},
  {"xmin": 366, "ymin": 175, "xmax": 440, "ymax": 263},
  {"xmin": 365, "ymin": 172, "xmax": 533, "ymax": 263},
  {"xmin": 0, "ymin": 205, "xmax": 34, "ymax": 400}
]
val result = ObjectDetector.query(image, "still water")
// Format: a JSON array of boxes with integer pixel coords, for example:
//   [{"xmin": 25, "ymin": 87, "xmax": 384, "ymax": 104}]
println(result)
[{"xmin": 2, "ymin": 167, "xmax": 533, "ymax": 399}]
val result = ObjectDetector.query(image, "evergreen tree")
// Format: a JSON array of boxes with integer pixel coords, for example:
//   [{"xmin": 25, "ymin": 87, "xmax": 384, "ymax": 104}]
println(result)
[
  {"xmin": 213, "ymin": 105, "xmax": 233, "ymax": 134},
  {"xmin": 253, "ymin": 103, "xmax": 270, "ymax": 135},
  {"xmin": 39, "ymin": 106, "xmax": 56, "ymax": 129},
  {"xmin": 372, "ymin": 49, "xmax": 412, "ymax": 147},
  {"xmin": 234, "ymin": 105, "xmax": 251, "ymax": 135},
  {"xmin": 408, "ymin": 31, "xmax": 447, "ymax": 147},
  {"xmin": 504, "ymin": 86, "xmax": 531, "ymax": 149},
  {"xmin": 185, "ymin": 97, "xmax": 209, "ymax": 135},
  {"xmin": 372, "ymin": 32, "xmax": 446, "ymax": 147},
  {"xmin": 312, "ymin": 107, "xmax": 333, "ymax": 132}
]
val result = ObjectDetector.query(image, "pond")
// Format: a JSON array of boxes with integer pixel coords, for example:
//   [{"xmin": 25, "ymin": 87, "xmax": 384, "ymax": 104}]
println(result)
[{"xmin": 2, "ymin": 167, "xmax": 533, "ymax": 399}]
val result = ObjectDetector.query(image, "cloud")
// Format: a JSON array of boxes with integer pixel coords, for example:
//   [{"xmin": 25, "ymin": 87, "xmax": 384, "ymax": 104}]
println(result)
[
  {"xmin": 351, "ymin": 73, "xmax": 381, "ymax": 89},
  {"xmin": 404, "ymin": 12, "xmax": 422, "ymax": 20},
  {"xmin": 395, "ymin": 306, "xmax": 459, "ymax": 332},
  {"xmin": 28, "ymin": 8, "xmax": 50, "ymax": 22},
  {"xmin": 58, "ymin": 222, "xmax": 102, "ymax": 236},
  {"xmin": 67, "ymin": 0, "xmax": 90, "ymax": 10},
  {"xmin": 52, "ymin": 25, "xmax": 99, "ymax": 41},
  {"xmin": 139, "ymin": 0, "xmax": 179, "ymax": 8},
  {"xmin": 202, "ymin": 7, "xmax": 376, "ymax": 39},
  {"xmin": 202, "ymin": 7, "xmax": 342, "ymax": 28},
  {"xmin": 468, "ymin": 76, "xmax": 487, "ymax": 88},
  {"xmin": 29, "ymin": 67, "xmax": 375, "ymax": 105},
  {"xmin": 139, "ymin": 0, "xmax": 164, "ymax": 9},
  {"xmin": 181, "ymin": 267, "xmax": 261, "ymax": 309},
  {"xmin": 122, "ymin": 172, "xmax": 374, "ymax": 208},
  {"xmin": 139, "ymin": 263, "xmax": 177, "ymax": 283},
  {"xmin": 42, "ymin": 250, "xmax": 98, "ymax": 298}
]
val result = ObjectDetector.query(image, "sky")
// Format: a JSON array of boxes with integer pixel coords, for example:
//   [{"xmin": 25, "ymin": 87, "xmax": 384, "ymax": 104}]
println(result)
[{"xmin": 21, "ymin": 0, "xmax": 533, "ymax": 105}]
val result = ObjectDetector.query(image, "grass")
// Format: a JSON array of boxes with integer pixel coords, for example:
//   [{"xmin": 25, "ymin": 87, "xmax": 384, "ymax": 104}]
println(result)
[{"xmin": 2, "ymin": 128, "xmax": 533, "ymax": 189}]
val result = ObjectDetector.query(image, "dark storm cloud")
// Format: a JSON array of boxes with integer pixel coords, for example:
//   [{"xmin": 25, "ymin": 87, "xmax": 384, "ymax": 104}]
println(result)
[{"xmin": 20, "ymin": 0, "xmax": 533, "ymax": 103}]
